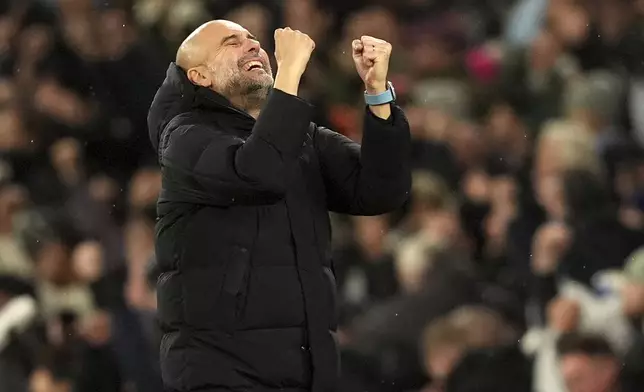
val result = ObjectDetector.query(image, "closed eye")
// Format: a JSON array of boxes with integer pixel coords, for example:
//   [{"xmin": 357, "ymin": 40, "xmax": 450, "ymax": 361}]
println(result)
[
  {"xmin": 221, "ymin": 34, "xmax": 241, "ymax": 46},
  {"xmin": 221, "ymin": 32, "xmax": 258, "ymax": 47}
]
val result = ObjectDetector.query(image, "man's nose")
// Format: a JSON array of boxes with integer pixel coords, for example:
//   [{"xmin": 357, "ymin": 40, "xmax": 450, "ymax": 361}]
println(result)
[{"xmin": 245, "ymin": 38, "xmax": 260, "ymax": 53}]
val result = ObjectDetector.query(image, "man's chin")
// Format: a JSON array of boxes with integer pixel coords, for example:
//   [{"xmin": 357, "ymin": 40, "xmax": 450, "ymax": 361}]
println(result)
[
  {"xmin": 241, "ymin": 80, "xmax": 273, "ymax": 98},
  {"xmin": 253, "ymin": 72, "xmax": 274, "ymax": 85},
  {"xmin": 247, "ymin": 75, "xmax": 274, "ymax": 90}
]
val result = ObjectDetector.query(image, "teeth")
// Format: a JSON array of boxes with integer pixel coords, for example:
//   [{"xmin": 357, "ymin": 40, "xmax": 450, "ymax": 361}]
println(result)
[{"xmin": 245, "ymin": 61, "xmax": 263, "ymax": 70}]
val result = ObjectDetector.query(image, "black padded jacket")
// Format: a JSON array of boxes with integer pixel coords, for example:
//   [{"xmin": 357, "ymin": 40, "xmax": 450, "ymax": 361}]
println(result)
[{"xmin": 148, "ymin": 63, "xmax": 411, "ymax": 392}]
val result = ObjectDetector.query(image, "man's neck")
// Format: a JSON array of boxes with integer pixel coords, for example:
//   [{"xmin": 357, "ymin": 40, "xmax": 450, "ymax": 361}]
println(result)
[
  {"xmin": 228, "ymin": 95, "xmax": 262, "ymax": 119},
  {"xmin": 227, "ymin": 91, "xmax": 268, "ymax": 120},
  {"xmin": 245, "ymin": 107, "xmax": 261, "ymax": 119}
]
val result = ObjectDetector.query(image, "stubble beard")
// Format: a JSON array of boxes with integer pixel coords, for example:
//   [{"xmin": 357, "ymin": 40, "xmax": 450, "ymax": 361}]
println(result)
[{"xmin": 211, "ymin": 63, "xmax": 274, "ymax": 113}]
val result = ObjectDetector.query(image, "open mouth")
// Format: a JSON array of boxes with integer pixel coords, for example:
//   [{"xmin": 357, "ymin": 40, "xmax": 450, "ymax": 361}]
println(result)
[{"xmin": 243, "ymin": 60, "xmax": 264, "ymax": 71}]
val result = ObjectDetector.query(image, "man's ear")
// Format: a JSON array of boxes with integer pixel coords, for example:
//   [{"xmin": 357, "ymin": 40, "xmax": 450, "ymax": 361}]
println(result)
[{"xmin": 186, "ymin": 66, "xmax": 212, "ymax": 88}]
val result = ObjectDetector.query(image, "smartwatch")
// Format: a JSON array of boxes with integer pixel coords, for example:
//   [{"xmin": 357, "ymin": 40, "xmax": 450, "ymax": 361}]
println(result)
[{"xmin": 364, "ymin": 81, "xmax": 396, "ymax": 106}]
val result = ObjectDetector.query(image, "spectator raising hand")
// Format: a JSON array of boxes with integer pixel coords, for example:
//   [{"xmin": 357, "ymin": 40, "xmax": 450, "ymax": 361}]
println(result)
[{"xmin": 548, "ymin": 297, "xmax": 581, "ymax": 332}]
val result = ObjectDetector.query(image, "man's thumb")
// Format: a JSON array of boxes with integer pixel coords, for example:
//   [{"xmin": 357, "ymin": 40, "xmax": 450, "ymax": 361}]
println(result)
[{"xmin": 351, "ymin": 40, "xmax": 362, "ymax": 59}]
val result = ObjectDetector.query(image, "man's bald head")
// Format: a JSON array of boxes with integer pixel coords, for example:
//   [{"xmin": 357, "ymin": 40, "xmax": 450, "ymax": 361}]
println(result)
[
  {"xmin": 175, "ymin": 20, "xmax": 273, "ymax": 111},
  {"xmin": 176, "ymin": 20, "xmax": 245, "ymax": 70}
]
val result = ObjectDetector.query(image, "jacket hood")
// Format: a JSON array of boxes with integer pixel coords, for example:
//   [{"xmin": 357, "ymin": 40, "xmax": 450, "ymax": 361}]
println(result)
[{"xmin": 147, "ymin": 62, "xmax": 253, "ymax": 152}]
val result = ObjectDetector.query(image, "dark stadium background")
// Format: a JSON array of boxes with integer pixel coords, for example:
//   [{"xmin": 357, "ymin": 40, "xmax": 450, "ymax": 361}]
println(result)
[{"xmin": 1, "ymin": 0, "xmax": 644, "ymax": 391}]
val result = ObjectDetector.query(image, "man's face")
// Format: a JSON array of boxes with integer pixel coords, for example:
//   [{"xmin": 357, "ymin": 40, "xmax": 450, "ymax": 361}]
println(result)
[
  {"xmin": 206, "ymin": 24, "xmax": 273, "ymax": 100},
  {"xmin": 560, "ymin": 354, "xmax": 619, "ymax": 392}
]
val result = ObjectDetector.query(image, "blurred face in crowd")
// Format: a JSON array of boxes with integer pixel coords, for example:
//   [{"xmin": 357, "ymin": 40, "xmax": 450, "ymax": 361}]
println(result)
[
  {"xmin": 487, "ymin": 104, "xmax": 515, "ymax": 143},
  {"xmin": 72, "ymin": 241, "xmax": 104, "ymax": 283},
  {"xmin": 483, "ymin": 176, "xmax": 519, "ymax": 255},
  {"xmin": 0, "ymin": 78, "xmax": 14, "ymax": 103},
  {"xmin": 637, "ymin": 0, "xmax": 644, "ymax": 15},
  {"xmin": 549, "ymin": 4, "xmax": 590, "ymax": 46},
  {"xmin": 0, "ymin": 17, "xmax": 16, "ymax": 52},
  {"xmin": 396, "ymin": 237, "xmax": 431, "ymax": 294},
  {"xmin": 354, "ymin": 215, "xmax": 388, "ymax": 254},
  {"xmin": 425, "ymin": 343, "xmax": 463, "ymax": 391},
  {"xmin": 37, "ymin": 241, "xmax": 74, "ymax": 286},
  {"xmin": 178, "ymin": 21, "xmax": 273, "ymax": 106},
  {"xmin": 534, "ymin": 136, "xmax": 569, "ymax": 219},
  {"xmin": 462, "ymin": 170, "xmax": 490, "ymax": 204},
  {"xmin": 99, "ymin": 9, "xmax": 136, "ymax": 59},
  {"xmin": 485, "ymin": 104, "xmax": 528, "ymax": 156},
  {"xmin": 530, "ymin": 30, "xmax": 562, "ymax": 72},
  {"xmin": 343, "ymin": 7, "xmax": 398, "ymax": 47},
  {"xmin": 79, "ymin": 310, "xmax": 112, "ymax": 347},
  {"xmin": 410, "ymin": 38, "xmax": 455, "ymax": 75},
  {"xmin": 0, "ymin": 107, "xmax": 29, "ymax": 150},
  {"xmin": 19, "ymin": 25, "xmax": 54, "ymax": 62},
  {"xmin": 61, "ymin": 16, "xmax": 102, "ymax": 60},
  {"xmin": 283, "ymin": 0, "xmax": 331, "ymax": 43},
  {"xmin": 0, "ymin": 185, "xmax": 27, "ymax": 229},
  {"xmin": 88, "ymin": 175, "xmax": 118, "ymax": 204},
  {"xmin": 560, "ymin": 353, "xmax": 620, "ymax": 392},
  {"xmin": 596, "ymin": 0, "xmax": 635, "ymax": 42},
  {"xmin": 420, "ymin": 209, "xmax": 462, "ymax": 249},
  {"xmin": 446, "ymin": 122, "xmax": 485, "ymax": 169},
  {"xmin": 50, "ymin": 138, "xmax": 81, "ymax": 172},
  {"xmin": 396, "ymin": 212, "xmax": 462, "ymax": 294},
  {"xmin": 129, "ymin": 168, "xmax": 162, "ymax": 210}
]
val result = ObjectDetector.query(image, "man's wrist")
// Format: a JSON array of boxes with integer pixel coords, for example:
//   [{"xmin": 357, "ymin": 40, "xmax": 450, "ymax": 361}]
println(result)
[
  {"xmin": 276, "ymin": 65, "xmax": 304, "ymax": 79},
  {"xmin": 365, "ymin": 82, "xmax": 387, "ymax": 95},
  {"xmin": 274, "ymin": 69, "xmax": 303, "ymax": 96}
]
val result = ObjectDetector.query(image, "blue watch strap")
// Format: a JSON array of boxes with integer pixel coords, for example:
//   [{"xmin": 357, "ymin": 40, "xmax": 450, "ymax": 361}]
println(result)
[{"xmin": 364, "ymin": 82, "xmax": 395, "ymax": 105}]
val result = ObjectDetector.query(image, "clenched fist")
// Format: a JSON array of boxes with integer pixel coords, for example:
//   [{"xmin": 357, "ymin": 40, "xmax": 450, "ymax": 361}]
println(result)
[
  {"xmin": 352, "ymin": 36, "xmax": 392, "ymax": 93},
  {"xmin": 274, "ymin": 27, "xmax": 315, "ymax": 78}
]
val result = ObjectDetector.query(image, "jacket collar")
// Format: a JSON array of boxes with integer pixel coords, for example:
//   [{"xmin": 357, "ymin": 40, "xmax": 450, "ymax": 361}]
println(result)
[{"xmin": 148, "ymin": 62, "xmax": 255, "ymax": 150}]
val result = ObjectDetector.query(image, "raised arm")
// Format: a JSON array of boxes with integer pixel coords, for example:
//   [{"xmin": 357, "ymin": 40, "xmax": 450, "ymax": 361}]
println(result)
[
  {"xmin": 160, "ymin": 28, "xmax": 317, "ymax": 206},
  {"xmin": 315, "ymin": 35, "xmax": 411, "ymax": 215},
  {"xmin": 315, "ymin": 105, "xmax": 411, "ymax": 215},
  {"xmin": 162, "ymin": 89, "xmax": 313, "ymax": 200}
]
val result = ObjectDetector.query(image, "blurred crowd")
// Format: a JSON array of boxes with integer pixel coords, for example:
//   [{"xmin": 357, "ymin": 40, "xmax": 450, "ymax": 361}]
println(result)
[{"xmin": 1, "ymin": 0, "xmax": 644, "ymax": 391}]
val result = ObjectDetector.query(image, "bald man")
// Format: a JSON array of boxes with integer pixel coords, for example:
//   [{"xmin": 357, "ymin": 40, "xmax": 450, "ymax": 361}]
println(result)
[{"xmin": 148, "ymin": 20, "xmax": 410, "ymax": 392}]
